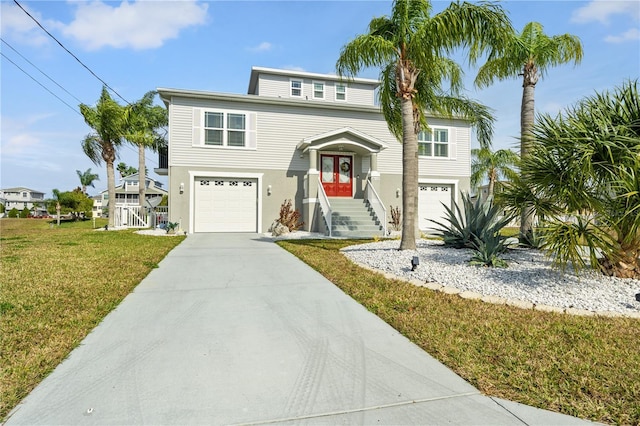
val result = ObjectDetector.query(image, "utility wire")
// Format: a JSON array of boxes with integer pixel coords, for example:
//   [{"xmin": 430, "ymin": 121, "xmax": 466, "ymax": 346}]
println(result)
[
  {"xmin": 1, "ymin": 52, "xmax": 159, "ymax": 166},
  {"xmin": 12, "ymin": 0, "xmax": 130, "ymax": 105},
  {"xmin": 1, "ymin": 52, "xmax": 82, "ymax": 116},
  {"xmin": 1, "ymin": 37, "xmax": 85, "ymax": 105}
]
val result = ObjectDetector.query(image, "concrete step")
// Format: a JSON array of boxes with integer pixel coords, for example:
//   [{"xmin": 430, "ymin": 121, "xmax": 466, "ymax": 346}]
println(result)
[{"xmin": 326, "ymin": 197, "xmax": 383, "ymax": 238}]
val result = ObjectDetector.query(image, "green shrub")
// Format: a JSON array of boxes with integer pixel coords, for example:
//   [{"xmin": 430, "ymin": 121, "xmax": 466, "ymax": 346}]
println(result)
[
  {"xmin": 430, "ymin": 193, "xmax": 514, "ymax": 267},
  {"xmin": 8, "ymin": 208, "xmax": 19, "ymax": 218},
  {"xmin": 430, "ymin": 193, "xmax": 514, "ymax": 249},
  {"xmin": 19, "ymin": 208, "xmax": 30, "ymax": 218},
  {"xmin": 469, "ymin": 230, "xmax": 509, "ymax": 267}
]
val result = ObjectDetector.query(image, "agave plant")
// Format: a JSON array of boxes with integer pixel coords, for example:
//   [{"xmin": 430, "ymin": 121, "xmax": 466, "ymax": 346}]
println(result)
[
  {"xmin": 430, "ymin": 192, "xmax": 514, "ymax": 249},
  {"xmin": 469, "ymin": 230, "xmax": 509, "ymax": 268}
]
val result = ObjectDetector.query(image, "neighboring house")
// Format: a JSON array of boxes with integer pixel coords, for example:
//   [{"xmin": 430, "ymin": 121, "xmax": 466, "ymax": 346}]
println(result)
[
  {"xmin": 0, "ymin": 187, "xmax": 48, "ymax": 216},
  {"xmin": 92, "ymin": 173, "xmax": 167, "ymax": 217},
  {"xmin": 156, "ymin": 66, "xmax": 472, "ymax": 236}
]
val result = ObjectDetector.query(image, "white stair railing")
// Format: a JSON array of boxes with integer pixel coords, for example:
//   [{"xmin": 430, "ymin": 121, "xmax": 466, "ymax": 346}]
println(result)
[
  {"xmin": 317, "ymin": 178, "xmax": 332, "ymax": 237},
  {"xmin": 365, "ymin": 179, "xmax": 387, "ymax": 236}
]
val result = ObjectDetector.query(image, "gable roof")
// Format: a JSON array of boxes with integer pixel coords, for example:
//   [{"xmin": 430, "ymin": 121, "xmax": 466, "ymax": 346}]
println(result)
[{"xmin": 297, "ymin": 127, "xmax": 389, "ymax": 154}]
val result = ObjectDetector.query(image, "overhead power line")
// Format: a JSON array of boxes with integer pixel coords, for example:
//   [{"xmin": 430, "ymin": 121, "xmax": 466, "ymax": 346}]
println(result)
[
  {"xmin": 1, "ymin": 37, "xmax": 84, "ymax": 104},
  {"xmin": 12, "ymin": 0, "xmax": 130, "ymax": 105},
  {"xmin": 1, "ymin": 52, "xmax": 82, "ymax": 116}
]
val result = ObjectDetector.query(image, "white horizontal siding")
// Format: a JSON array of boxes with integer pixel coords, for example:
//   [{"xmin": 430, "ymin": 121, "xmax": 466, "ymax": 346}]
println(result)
[
  {"xmin": 256, "ymin": 74, "xmax": 376, "ymax": 106},
  {"xmin": 167, "ymin": 95, "xmax": 470, "ymax": 179}
]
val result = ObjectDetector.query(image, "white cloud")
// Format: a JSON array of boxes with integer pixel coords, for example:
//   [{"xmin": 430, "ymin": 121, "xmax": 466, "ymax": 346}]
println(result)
[
  {"xmin": 0, "ymin": 3, "xmax": 60, "ymax": 47},
  {"xmin": 571, "ymin": 1, "xmax": 639, "ymax": 25},
  {"xmin": 605, "ymin": 27, "xmax": 640, "ymax": 43},
  {"xmin": 247, "ymin": 42, "xmax": 273, "ymax": 53},
  {"xmin": 61, "ymin": 0, "xmax": 209, "ymax": 51},
  {"xmin": 2, "ymin": 133, "xmax": 42, "ymax": 156}
]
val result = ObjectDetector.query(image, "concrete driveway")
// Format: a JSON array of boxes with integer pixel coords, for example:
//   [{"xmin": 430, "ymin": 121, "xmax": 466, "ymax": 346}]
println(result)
[{"xmin": 5, "ymin": 234, "xmax": 596, "ymax": 425}]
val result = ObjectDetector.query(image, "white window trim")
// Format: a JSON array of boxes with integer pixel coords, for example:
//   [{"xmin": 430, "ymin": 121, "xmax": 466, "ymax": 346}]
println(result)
[
  {"xmin": 188, "ymin": 171, "xmax": 264, "ymax": 234},
  {"xmin": 312, "ymin": 80, "xmax": 325, "ymax": 100},
  {"xmin": 290, "ymin": 78, "xmax": 303, "ymax": 98},
  {"xmin": 335, "ymin": 83, "xmax": 347, "ymax": 102},
  {"xmin": 200, "ymin": 109, "xmax": 252, "ymax": 149},
  {"xmin": 418, "ymin": 127, "xmax": 451, "ymax": 159}
]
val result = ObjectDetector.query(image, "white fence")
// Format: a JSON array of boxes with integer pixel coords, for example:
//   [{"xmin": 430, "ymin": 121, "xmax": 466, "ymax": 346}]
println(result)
[
  {"xmin": 113, "ymin": 205, "xmax": 169, "ymax": 229},
  {"xmin": 114, "ymin": 205, "xmax": 148, "ymax": 228}
]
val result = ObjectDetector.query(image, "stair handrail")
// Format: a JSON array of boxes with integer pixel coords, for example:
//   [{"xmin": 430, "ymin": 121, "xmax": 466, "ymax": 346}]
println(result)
[
  {"xmin": 317, "ymin": 178, "xmax": 332, "ymax": 237},
  {"xmin": 365, "ymin": 178, "xmax": 387, "ymax": 236}
]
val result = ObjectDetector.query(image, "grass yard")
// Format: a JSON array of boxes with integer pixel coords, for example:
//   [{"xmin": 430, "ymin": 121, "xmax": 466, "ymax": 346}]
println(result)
[
  {"xmin": 278, "ymin": 239, "xmax": 640, "ymax": 426},
  {"xmin": 0, "ymin": 218, "xmax": 184, "ymax": 420}
]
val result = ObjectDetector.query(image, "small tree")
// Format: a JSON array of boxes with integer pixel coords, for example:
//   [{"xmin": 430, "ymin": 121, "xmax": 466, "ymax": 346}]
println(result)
[
  {"xmin": 8, "ymin": 208, "xmax": 19, "ymax": 218},
  {"xmin": 20, "ymin": 207, "xmax": 30, "ymax": 218}
]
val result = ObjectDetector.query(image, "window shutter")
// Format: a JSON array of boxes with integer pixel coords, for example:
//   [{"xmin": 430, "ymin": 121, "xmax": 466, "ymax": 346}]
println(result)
[
  {"xmin": 246, "ymin": 112, "xmax": 257, "ymax": 149},
  {"xmin": 448, "ymin": 128, "xmax": 457, "ymax": 159},
  {"xmin": 192, "ymin": 108, "xmax": 201, "ymax": 145}
]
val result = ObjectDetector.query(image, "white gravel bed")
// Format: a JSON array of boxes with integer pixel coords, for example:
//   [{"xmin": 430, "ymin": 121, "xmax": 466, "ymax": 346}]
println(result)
[{"xmin": 341, "ymin": 239, "xmax": 640, "ymax": 316}]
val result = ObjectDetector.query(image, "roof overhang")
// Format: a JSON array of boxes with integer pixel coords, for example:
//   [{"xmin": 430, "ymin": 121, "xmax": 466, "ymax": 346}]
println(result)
[{"xmin": 297, "ymin": 127, "xmax": 388, "ymax": 155}]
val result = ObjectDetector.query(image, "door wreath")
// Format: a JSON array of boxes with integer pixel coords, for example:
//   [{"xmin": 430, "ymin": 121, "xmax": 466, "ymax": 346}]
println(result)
[{"xmin": 340, "ymin": 161, "xmax": 351, "ymax": 173}]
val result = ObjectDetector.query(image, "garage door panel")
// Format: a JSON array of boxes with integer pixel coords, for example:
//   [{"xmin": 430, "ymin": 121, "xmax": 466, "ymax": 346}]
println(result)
[
  {"xmin": 419, "ymin": 184, "xmax": 453, "ymax": 230},
  {"xmin": 195, "ymin": 178, "xmax": 257, "ymax": 232}
]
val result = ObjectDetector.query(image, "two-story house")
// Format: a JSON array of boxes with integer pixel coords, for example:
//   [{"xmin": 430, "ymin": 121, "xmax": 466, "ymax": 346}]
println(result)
[
  {"xmin": 0, "ymin": 187, "xmax": 47, "ymax": 216},
  {"xmin": 93, "ymin": 173, "xmax": 167, "ymax": 217},
  {"xmin": 156, "ymin": 67, "xmax": 471, "ymax": 236}
]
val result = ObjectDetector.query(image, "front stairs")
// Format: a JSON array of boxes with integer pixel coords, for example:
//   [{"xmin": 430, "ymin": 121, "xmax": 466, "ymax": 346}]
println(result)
[{"xmin": 328, "ymin": 198, "xmax": 384, "ymax": 238}]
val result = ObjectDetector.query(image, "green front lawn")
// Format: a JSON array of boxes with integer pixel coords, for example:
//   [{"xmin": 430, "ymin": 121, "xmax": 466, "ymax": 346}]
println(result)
[
  {"xmin": 278, "ymin": 239, "xmax": 640, "ymax": 426},
  {"xmin": 0, "ymin": 218, "xmax": 184, "ymax": 419}
]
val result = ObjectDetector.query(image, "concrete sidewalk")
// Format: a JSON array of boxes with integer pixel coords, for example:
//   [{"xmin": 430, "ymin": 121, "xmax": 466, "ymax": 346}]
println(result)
[{"xmin": 5, "ymin": 234, "xmax": 596, "ymax": 425}]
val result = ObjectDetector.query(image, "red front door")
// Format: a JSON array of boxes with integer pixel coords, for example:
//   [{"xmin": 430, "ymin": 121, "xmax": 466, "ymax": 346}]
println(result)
[{"xmin": 321, "ymin": 155, "xmax": 352, "ymax": 197}]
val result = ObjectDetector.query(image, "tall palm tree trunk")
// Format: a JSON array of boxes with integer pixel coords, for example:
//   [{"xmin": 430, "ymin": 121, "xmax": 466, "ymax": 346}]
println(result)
[
  {"xmin": 400, "ymin": 96, "xmax": 419, "ymax": 250},
  {"xmin": 105, "ymin": 159, "xmax": 116, "ymax": 228},
  {"xmin": 520, "ymin": 82, "xmax": 536, "ymax": 239},
  {"xmin": 138, "ymin": 144, "xmax": 146, "ymax": 209}
]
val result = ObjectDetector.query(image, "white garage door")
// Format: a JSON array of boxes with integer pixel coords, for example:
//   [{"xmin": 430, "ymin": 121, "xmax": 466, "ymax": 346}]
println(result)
[
  {"xmin": 194, "ymin": 177, "xmax": 257, "ymax": 232},
  {"xmin": 418, "ymin": 184, "xmax": 453, "ymax": 230}
]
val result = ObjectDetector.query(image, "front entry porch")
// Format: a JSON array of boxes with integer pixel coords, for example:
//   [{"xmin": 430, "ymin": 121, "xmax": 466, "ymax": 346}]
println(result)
[{"xmin": 297, "ymin": 127, "xmax": 389, "ymax": 238}]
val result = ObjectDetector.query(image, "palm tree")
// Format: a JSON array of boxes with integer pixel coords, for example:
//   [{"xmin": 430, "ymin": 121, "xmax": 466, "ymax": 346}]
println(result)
[
  {"xmin": 475, "ymin": 22, "xmax": 583, "ymax": 239},
  {"xmin": 76, "ymin": 168, "xmax": 100, "ymax": 195},
  {"xmin": 501, "ymin": 80, "xmax": 640, "ymax": 279},
  {"xmin": 470, "ymin": 147, "xmax": 519, "ymax": 199},
  {"xmin": 124, "ymin": 91, "xmax": 168, "ymax": 209},
  {"xmin": 52, "ymin": 188, "xmax": 62, "ymax": 226},
  {"xmin": 80, "ymin": 87, "xmax": 127, "ymax": 227},
  {"xmin": 336, "ymin": 0, "xmax": 512, "ymax": 250}
]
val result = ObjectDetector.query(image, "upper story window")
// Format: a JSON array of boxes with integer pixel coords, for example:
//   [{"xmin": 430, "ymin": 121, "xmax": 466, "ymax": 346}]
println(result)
[
  {"xmin": 418, "ymin": 128, "xmax": 449, "ymax": 158},
  {"xmin": 199, "ymin": 110, "xmax": 254, "ymax": 149},
  {"xmin": 22, "ymin": 192, "xmax": 27, "ymax": 198},
  {"xmin": 290, "ymin": 79, "xmax": 302, "ymax": 97},
  {"xmin": 335, "ymin": 84, "xmax": 347, "ymax": 101},
  {"xmin": 204, "ymin": 111, "xmax": 246, "ymax": 147},
  {"xmin": 313, "ymin": 81, "xmax": 324, "ymax": 99}
]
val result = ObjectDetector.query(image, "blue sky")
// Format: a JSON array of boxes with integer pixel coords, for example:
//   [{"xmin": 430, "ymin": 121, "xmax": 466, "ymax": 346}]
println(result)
[{"xmin": 1, "ymin": 0, "xmax": 639, "ymax": 198}]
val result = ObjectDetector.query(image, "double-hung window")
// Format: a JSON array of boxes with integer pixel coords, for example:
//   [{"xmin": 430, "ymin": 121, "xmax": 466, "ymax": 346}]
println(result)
[
  {"xmin": 204, "ymin": 111, "xmax": 247, "ymax": 148},
  {"xmin": 290, "ymin": 79, "xmax": 302, "ymax": 97},
  {"xmin": 335, "ymin": 83, "xmax": 346, "ymax": 101},
  {"xmin": 313, "ymin": 81, "xmax": 324, "ymax": 99},
  {"xmin": 418, "ymin": 128, "xmax": 449, "ymax": 158}
]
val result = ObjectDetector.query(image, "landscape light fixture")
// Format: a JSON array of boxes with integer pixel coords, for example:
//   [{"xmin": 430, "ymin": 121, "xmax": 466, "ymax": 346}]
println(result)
[
  {"xmin": 635, "ymin": 292, "xmax": 640, "ymax": 302},
  {"xmin": 411, "ymin": 256, "xmax": 419, "ymax": 271}
]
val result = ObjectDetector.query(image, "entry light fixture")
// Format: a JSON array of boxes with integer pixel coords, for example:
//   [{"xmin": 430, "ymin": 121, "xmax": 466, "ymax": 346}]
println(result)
[
  {"xmin": 179, "ymin": 182, "xmax": 184, "ymax": 194},
  {"xmin": 396, "ymin": 188, "xmax": 401, "ymax": 198},
  {"xmin": 267, "ymin": 185, "xmax": 272, "ymax": 196},
  {"xmin": 411, "ymin": 256, "xmax": 419, "ymax": 271}
]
